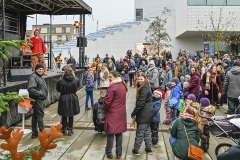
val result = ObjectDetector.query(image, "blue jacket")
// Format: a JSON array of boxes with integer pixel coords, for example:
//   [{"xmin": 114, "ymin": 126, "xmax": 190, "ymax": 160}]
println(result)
[
  {"xmin": 152, "ymin": 96, "xmax": 162, "ymax": 123},
  {"xmin": 85, "ymin": 72, "xmax": 94, "ymax": 91},
  {"xmin": 168, "ymin": 83, "xmax": 182, "ymax": 110}
]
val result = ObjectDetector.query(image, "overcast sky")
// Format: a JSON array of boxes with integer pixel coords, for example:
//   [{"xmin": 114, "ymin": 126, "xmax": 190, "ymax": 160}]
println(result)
[{"xmin": 27, "ymin": 0, "xmax": 135, "ymax": 34}]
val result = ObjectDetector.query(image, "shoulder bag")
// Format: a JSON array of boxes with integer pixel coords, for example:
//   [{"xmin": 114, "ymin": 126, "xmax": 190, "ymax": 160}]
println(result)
[{"xmin": 183, "ymin": 122, "xmax": 204, "ymax": 160}]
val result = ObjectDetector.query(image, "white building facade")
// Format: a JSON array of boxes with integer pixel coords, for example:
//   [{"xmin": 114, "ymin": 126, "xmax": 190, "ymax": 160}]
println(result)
[{"xmin": 85, "ymin": 0, "xmax": 240, "ymax": 61}]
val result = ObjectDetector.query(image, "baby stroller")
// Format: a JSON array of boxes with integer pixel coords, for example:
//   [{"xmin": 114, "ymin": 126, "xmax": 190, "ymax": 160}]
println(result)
[{"xmin": 198, "ymin": 108, "xmax": 240, "ymax": 157}]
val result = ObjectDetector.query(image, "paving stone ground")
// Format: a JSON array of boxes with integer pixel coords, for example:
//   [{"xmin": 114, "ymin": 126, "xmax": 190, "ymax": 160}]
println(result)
[{"xmin": 0, "ymin": 87, "xmax": 234, "ymax": 160}]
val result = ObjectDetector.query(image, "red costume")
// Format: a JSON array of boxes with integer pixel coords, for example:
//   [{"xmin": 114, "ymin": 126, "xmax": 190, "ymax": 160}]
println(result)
[{"xmin": 30, "ymin": 29, "xmax": 47, "ymax": 75}]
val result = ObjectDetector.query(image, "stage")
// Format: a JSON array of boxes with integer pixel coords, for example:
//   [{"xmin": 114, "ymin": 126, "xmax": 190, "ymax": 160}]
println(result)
[{"xmin": 0, "ymin": 69, "xmax": 85, "ymax": 127}]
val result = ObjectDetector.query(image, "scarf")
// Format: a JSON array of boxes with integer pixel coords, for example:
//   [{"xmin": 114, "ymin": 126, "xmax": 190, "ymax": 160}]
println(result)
[
  {"xmin": 205, "ymin": 72, "xmax": 211, "ymax": 90},
  {"xmin": 180, "ymin": 112, "xmax": 195, "ymax": 120}
]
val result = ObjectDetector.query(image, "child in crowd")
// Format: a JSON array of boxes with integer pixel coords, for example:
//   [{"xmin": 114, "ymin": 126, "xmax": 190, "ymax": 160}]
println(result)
[
  {"xmin": 93, "ymin": 90, "xmax": 107, "ymax": 133},
  {"xmin": 85, "ymin": 66, "xmax": 95, "ymax": 111},
  {"xmin": 182, "ymin": 82, "xmax": 190, "ymax": 99},
  {"xmin": 151, "ymin": 88, "xmax": 164, "ymax": 146},
  {"xmin": 168, "ymin": 77, "xmax": 182, "ymax": 122},
  {"xmin": 134, "ymin": 71, "xmax": 141, "ymax": 88},
  {"xmin": 199, "ymin": 97, "xmax": 213, "ymax": 152},
  {"xmin": 163, "ymin": 82, "xmax": 172, "ymax": 125},
  {"xmin": 122, "ymin": 62, "xmax": 129, "ymax": 84}
]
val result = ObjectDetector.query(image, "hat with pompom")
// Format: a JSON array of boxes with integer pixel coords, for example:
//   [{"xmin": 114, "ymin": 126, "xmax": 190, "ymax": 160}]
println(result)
[{"xmin": 153, "ymin": 88, "xmax": 165, "ymax": 99}]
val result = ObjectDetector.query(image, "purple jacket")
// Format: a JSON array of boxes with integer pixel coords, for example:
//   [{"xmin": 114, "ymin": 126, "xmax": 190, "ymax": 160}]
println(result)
[{"xmin": 187, "ymin": 73, "xmax": 200, "ymax": 96}]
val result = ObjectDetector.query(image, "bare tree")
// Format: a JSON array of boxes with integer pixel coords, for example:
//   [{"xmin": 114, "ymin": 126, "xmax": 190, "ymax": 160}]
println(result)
[
  {"xmin": 197, "ymin": 6, "xmax": 238, "ymax": 57},
  {"xmin": 145, "ymin": 8, "xmax": 172, "ymax": 55}
]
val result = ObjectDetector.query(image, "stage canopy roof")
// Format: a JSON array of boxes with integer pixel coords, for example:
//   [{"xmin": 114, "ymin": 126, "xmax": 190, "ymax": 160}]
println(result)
[{"xmin": 5, "ymin": 0, "xmax": 92, "ymax": 15}]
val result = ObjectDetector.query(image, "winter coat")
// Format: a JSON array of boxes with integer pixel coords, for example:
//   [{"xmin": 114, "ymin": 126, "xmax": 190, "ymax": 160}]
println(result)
[
  {"xmin": 93, "ymin": 97, "xmax": 105, "ymax": 125},
  {"xmin": 100, "ymin": 70, "xmax": 110, "ymax": 88},
  {"xmin": 161, "ymin": 70, "xmax": 173, "ymax": 89},
  {"xmin": 223, "ymin": 66, "xmax": 240, "ymax": 98},
  {"xmin": 187, "ymin": 73, "xmax": 200, "ymax": 96},
  {"xmin": 131, "ymin": 82, "xmax": 154, "ymax": 124},
  {"xmin": 171, "ymin": 118, "xmax": 200, "ymax": 160},
  {"xmin": 224, "ymin": 66, "xmax": 232, "ymax": 75},
  {"xmin": 128, "ymin": 63, "xmax": 137, "ymax": 75},
  {"xmin": 146, "ymin": 67, "xmax": 159, "ymax": 90},
  {"xmin": 138, "ymin": 64, "xmax": 148, "ymax": 72},
  {"xmin": 27, "ymin": 72, "xmax": 48, "ymax": 101},
  {"xmin": 164, "ymin": 90, "xmax": 171, "ymax": 108},
  {"xmin": 56, "ymin": 73, "xmax": 80, "ymax": 117},
  {"xmin": 85, "ymin": 72, "xmax": 94, "ymax": 91},
  {"xmin": 168, "ymin": 83, "xmax": 182, "ymax": 110},
  {"xmin": 178, "ymin": 62, "xmax": 186, "ymax": 78},
  {"xmin": 152, "ymin": 96, "xmax": 162, "ymax": 123},
  {"xmin": 201, "ymin": 73, "xmax": 222, "ymax": 102},
  {"xmin": 102, "ymin": 77, "xmax": 127, "ymax": 134}
]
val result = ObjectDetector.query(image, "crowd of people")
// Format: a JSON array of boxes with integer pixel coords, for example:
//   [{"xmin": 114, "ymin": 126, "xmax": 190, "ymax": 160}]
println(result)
[{"xmin": 27, "ymin": 49, "xmax": 240, "ymax": 159}]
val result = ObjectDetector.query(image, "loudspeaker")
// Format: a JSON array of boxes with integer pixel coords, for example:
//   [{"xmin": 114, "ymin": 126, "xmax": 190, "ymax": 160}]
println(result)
[
  {"xmin": 7, "ymin": 69, "xmax": 32, "ymax": 82},
  {"xmin": 62, "ymin": 63, "xmax": 76, "ymax": 72}
]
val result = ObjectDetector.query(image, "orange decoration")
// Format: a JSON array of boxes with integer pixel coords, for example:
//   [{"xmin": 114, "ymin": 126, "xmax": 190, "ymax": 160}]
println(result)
[
  {"xmin": 18, "ymin": 99, "xmax": 32, "ymax": 111},
  {"xmin": 0, "ymin": 127, "xmax": 24, "ymax": 160},
  {"xmin": 31, "ymin": 124, "xmax": 63, "ymax": 160}
]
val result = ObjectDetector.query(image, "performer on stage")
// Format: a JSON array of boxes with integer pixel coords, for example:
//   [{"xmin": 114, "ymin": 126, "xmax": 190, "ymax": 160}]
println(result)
[
  {"xmin": 55, "ymin": 53, "xmax": 62, "ymax": 69},
  {"xmin": 30, "ymin": 29, "xmax": 47, "ymax": 75}
]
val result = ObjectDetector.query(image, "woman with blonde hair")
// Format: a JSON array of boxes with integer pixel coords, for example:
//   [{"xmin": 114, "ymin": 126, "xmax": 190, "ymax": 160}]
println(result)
[
  {"xmin": 100, "ymin": 63, "xmax": 110, "ymax": 90},
  {"xmin": 170, "ymin": 106, "xmax": 201, "ymax": 160},
  {"xmin": 217, "ymin": 64, "xmax": 225, "ymax": 107},
  {"xmin": 56, "ymin": 66, "xmax": 80, "ymax": 136},
  {"xmin": 131, "ymin": 72, "xmax": 154, "ymax": 156}
]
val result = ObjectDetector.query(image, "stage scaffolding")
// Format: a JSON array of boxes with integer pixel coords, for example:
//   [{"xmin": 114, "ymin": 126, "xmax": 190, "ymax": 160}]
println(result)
[{"xmin": 0, "ymin": 0, "xmax": 91, "ymax": 87}]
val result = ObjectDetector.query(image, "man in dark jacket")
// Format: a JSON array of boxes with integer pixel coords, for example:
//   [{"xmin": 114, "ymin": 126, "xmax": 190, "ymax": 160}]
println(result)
[
  {"xmin": 27, "ymin": 64, "xmax": 48, "ymax": 138},
  {"xmin": 223, "ymin": 62, "xmax": 240, "ymax": 115}
]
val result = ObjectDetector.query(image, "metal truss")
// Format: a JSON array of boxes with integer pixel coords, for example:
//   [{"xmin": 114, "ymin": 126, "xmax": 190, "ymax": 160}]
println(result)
[
  {"xmin": 78, "ymin": 14, "xmax": 85, "ymax": 68},
  {"xmin": 0, "ymin": 0, "xmax": 6, "ymax": 87}
]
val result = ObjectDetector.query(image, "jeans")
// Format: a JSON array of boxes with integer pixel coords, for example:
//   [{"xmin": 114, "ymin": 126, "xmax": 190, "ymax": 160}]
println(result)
[
  {"xmin": 133, "ymin": 123, "xmax": 152, "ymax": 151},
  {"xmin": 171, "ymin": 109, "xmax": 177, "ymax": 122},
  {"xmin": 85, "ymin": 90, "xmax": 94, "ymax": 108},
  {"xmin": 106, "ymin": 133, "xmax": 123, "ymax": 156},
  {"xmin": 228, "ymin": 97, "xmax": 239, "ymax": 115}
]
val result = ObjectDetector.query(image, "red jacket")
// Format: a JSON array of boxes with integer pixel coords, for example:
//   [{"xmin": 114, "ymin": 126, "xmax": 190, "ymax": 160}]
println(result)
[
  {"xmin": 30, "ymin": 37, "xmax": 46, "ymax": 54},
  {"xmin": 187, "ymin": 73, "xmax": 200, "ymax": 96},
  {"xmin": 102, "ymin": 79, "xmax": 127, "ymax": 134}
]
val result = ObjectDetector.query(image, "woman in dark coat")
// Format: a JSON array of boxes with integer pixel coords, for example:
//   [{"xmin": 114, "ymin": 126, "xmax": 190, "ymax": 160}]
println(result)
[
  {"xmin": 102, "ymin": 70, "xmax": 128, "ymax": 159},
  {"xmin": 217, "ymin": 64, "xmax": 226, "ymax": 106},
  {"xmin": 131, "ymin": 72, "xmax": 154, "ymax": 156},
  {"xmin": 56, "ymin": 66, "xmax": 80, "ymax": 136},
  {"xmin": 187, "ymin": 67, "xmax": 200, "ymax": 99},
  {"xmin": 201, "ymin": 65, "xmax": 222, "ymax": 106}
]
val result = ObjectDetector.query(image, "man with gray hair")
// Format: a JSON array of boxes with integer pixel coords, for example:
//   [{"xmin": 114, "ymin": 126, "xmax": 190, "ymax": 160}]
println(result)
[{"xmin": 223, "ymin": 62, "xmax": 240, "ymax": 115}]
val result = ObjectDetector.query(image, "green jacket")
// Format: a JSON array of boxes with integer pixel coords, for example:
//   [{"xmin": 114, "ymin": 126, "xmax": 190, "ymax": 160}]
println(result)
[
  {"xmin": 171, "ymin": 118, "xmax": 200, "ymax": 160},
  {"xmin": 178, "ymin": 99, "xmax": 185, "ymax": 118}
]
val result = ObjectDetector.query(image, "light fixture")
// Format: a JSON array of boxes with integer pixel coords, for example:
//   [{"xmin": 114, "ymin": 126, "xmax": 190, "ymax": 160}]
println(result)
[{"xmin": 74, "ymin": 21, "xmax": 80, "ymax": 28}]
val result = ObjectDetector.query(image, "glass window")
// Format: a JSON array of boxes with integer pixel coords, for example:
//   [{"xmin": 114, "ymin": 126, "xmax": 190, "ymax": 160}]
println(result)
[
  {"xmin": 57, "ymin": 35, "xmax": 62, "ymax": 40},
  {"xmin": 227, "ymin": 0, "xmax": 240, "ymax": 5},
  {"xmin": 62, "ymin": 27, "xmax": 66, "ymax": 33},
  {"xmin": 207, "ymin": 0, "xmax": 226, "ymax": 5},
  {"xmin": 66, "ymin": 35, "xmax": 69, "ymax": 41},
  {"xmin": 136, "ymin": 9, "xmax": 143, "ymax": 21},
  {"xmin": 51, "ymin": 28, "xmax": 56, "ymax": 34},
  {"xmin": 188, "ymin": 0, "xmax": 206, "ymax": 5}
]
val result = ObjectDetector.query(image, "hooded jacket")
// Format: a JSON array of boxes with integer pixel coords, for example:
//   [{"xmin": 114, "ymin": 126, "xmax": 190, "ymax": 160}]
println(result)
[
  {"xmin": 168, "ymin": 83, "xmax": 182, "ymax": 110},
  {"xmin": 147, "ymin": 67, "xmax": 159, "ymax": 90},
  {"xmin": 171, "ymin": 118, "xmax": 200, "ymax": 160},
  {"xmin": 187, "ymin": 72, "xmax": 200, "ymax": 96},
  {"xmin": 152, "ymin": 96, "xmax": 162, "ymax": 123},
  {"xmin": 223, "ymin": 66, "xmax": 240, "ymax": 98},
  {"xmin": 56, "ymin": 73, "xmax": 80, "ymax": 117}
]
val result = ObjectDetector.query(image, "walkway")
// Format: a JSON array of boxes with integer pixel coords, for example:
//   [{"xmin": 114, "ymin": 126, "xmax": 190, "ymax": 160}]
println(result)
[{"xmin": 0, "ymin": 87, "xmax": 233, "ymax": 160}]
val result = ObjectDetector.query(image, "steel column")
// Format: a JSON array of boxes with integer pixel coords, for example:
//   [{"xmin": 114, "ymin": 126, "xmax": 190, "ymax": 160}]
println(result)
[
  {"xmin": 78, "ymin": 14, "xmax": 85, "ymax": 68},
  {"xmin": 0, "ymin": 0, "xmax": 6, "ymax": 87}
]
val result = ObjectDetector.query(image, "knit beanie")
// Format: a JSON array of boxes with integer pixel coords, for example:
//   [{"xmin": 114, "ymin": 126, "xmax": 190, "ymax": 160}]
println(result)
[
  {"xmin": 200, "ymin": 98, "xmax": 210, "ymax": 107},
  {"xmin": 166, "ymin": 82, "xmax": 172, "ymax": 89},
  {"xmin": 185, "ymin": 74, "xmax": 191, "ymax": 79},
  {"xmin": 35, "ymin": 64, "xmax": 44, "ymax": 70},
  {"xmin": 187, "ymin": 94, "xmax": 196, "ymax": 102},
  {"xmin": 153, "ymin": 88, "xmax": 165, "ymax": 99},
  {"xmin": 171, "ymin": 77, "xmax": 179, "ymax": 85},
  {"xmin": 149, "ymin": 60, "xmax": 155, "ymax": 66}
]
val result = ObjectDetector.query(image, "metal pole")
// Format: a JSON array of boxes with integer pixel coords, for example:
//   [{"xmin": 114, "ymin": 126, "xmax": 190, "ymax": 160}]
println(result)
[
  {"xmin": 0, "ymin": 0, "xmax": 6, "ymax": 87},
  {"xmin": 78, "ymin": 15, "xmax": 82, "ymax": 68},
  {"xmin": 82, "ymin": 14, "xmax": 85, "ymax": 68},
  {"xmin": 49, "ymin": 15, "xmax": 52, "ymax": 69}
]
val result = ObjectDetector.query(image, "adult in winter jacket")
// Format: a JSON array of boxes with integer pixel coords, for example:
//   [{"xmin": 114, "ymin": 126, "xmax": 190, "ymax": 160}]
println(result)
[
  {"xmin": 128, "ymin": 59, "xmax": 137, "ymax": 87},
  {"xmin": 131, "ymin": 72, "xmax": 154, "ymax": 156},
  {"xmin": 187, "ymin": 67, "xmax": 200, "ymax": 98},
  {"xmin": 201, "ymin": 65, "xmax": 222, "ymax": 106},
  {"xmin": 102, "ymin": 71, "xmax": 128, "ymax": 159},
  {"xmin": 99, "ymin": 63, "xmax": 110, "ymax": 90},
  {"xmin": 170, "ymin": 106, "xmax": 201, "ymax": 160},
  {"xmin": 223, "ymin": 62, "xmax": 240, "ymax": 115},
  {"xmin": 56, "ymin": 66, "xmax": 80, "ymax": 136},
  {"xmin": 146, "ymin": 60, "xmax": 159, "ymax": 92},
  {"xmin": 138, "ymin": 60, "xmax": 148, "ymax": 72},
  {"xmin": 161, "ymin": 64, "xmax": 173, "ymax": 91},
  {"xmin": 27, "ymin": 64, "xmax": 48, "ymax": 138}
]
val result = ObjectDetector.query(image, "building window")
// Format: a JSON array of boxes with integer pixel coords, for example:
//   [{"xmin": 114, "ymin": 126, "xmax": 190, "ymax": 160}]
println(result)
[
  {"xmin": 227, "ymin": 0, "xmax": 240, "ymax": 5},
  {"xmin": 66, "ymin": 35, "xmax": 69, "ymax": 41},
  {"xmin": 188, "ymin": 0, "xmax": 239, "ymax": 5},
  {"xmin": 188, "ymin": 0, "xmax": 206, "ymax": 5},
  {"xmin": 57, "ymin": 35, "xmax": 62, "ymax": 41},
  {"xmin": 52, "ymin": 28, "xmax": 56, "ymax": 34},
  {"xmin": 62, "ymin": 27, "xmax": 66, "ymax": 33},
  {"xmin": 47, "ymin": 28, "xmax": 49, "ymax": 33},
  {"xmin": 136, "ymin": 9, "xmax": 143, "ymax": 21},
  {"xmin": 207, "ymin": 0, "xmax": 226, "ymax": 5}
]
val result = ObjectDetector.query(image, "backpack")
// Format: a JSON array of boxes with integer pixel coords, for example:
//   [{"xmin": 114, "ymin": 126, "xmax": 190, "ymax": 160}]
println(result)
[{"xmin": 96, "ymin": 105, "xmax": 106, "ymax": 132}]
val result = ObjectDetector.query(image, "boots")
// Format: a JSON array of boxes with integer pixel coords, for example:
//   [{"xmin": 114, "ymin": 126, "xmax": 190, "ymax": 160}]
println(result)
[
  {"xmin": 62, "ymin": 129, "xmax": 68, "ymax": 136},
  {"xmin": 68, "ymin": 129, "xmax": 74, "ymax": 136}
]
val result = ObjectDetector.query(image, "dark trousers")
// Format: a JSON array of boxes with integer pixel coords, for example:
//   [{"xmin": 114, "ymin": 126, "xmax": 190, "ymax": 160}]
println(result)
[
  {"xmin": 150, "ymin": 122, "xmax": 159, "ymax": 145},
  {"xmin": 106, "ymin": 133, "xmax": 123, "ymax": 156},
  {"xmin": 228, "ymin": 97, "xmax": 239, "ymax": 115},
  {"xmin": 62, "ymin": 116, "xmax": 73, "ymax": 130},
  {"xmin": 134, "ymin": 123, "xmax": 152, "ymax": 151},
  {"xmin": 129, "ymin": 74, "xmax": 134, "ymax": 86},
  {"xmin": 85, "ymin": 90, "xmax": 94, "ymax": 108},
  {"xmin": 200, "ymin": 124, "xmax": 210, "ymax": 152},
  {"xmin": 32, "ymin": 101, "xmax": 45, "ymax": 134}
]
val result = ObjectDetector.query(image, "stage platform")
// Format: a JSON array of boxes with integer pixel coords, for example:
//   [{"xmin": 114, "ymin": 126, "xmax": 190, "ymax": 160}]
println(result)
[{"xmin": 0, "ymin": 69, "xmax": 85, "ymax": 127}]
